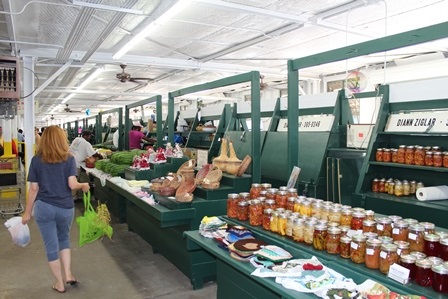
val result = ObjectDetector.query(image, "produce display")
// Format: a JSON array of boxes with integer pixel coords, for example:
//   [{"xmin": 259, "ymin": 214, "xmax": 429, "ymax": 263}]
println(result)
[{"xmin": 94, "ymin": 149, "xmax": 146, "ymax": 176}]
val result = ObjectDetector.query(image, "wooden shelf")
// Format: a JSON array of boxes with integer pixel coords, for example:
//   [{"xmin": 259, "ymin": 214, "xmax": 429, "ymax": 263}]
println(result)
[{"xmin": 369, "ymin": 161, "xmax": 448, "ymax": 172}]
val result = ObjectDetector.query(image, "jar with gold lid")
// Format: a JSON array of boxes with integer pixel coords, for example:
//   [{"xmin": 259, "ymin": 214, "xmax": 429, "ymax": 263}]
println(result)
[
  {"xmin": 434, "ymin": 151, "xmax": 443, "ymax": 167},
  {"xmin": 377, "ymin": 217, "xmax": 393, "ymax": 237},
  {"xmin": 262, "ymin": 209, "xmax": 273, "ymax": 230},
  {"xmin": 380, "ymin": 244, "xmax": 399, "ymax": 274},
  {"xmin": 249, "ymin": 183, "xmax": 262, "ymax": 199},
  {"xmin": 363, "ymin": 220, "xmax": 377, "ymax": 233},
  {"xmin": 375, "ymin": 148, "xmax": 384, "ymax": 162},
  {"xmin": 365, "ymin": 238, "xmax": 382, "ymax": 269},
  {"xmin": 394, "ymin": 241, "xmax": 411, "ymax": 256},
  {"xmin": 340, "ymin": 209, "xmax": 352, "ymax": 227},
  {"xmin": 325, "ymin": 227, "xmax": 341, "ymax": 254},
  {"xmin": 414, "ymin": 146, "xmax": 425, "ymax": 165},
  {"xmin": 408, "ymin": 224, "xmax": 425, "ymax": 252},
  {"xmin": 397, "ymin": 145, "xmax": 406, "ymax": 163},
  {"xmin": 340, "ymin": 236, "xmax": 352, "ymax": 259},
  {"xmin": 328, "ymin": 206, "xmax": 341, "ymax": 224},
  {"xmin": 313, "ymin": 224, "xmax": 327, "ymax": 251},
  {"xmin": 405, "ymin": 145, "xmax": 415, "ymax": 164},
  {"xmin": 237, "ymin": 201, "xmax": 249, "ymax": 221},
  {"xmin": 227, "ymin": 193, "xmax": 240, "ymax": 218},
  {"xmin": 350, "ymin": 234, "xmax": 367, "ymax": 264},
  {"xmin": 285, "ymin": 197, "xmax": 295, "ymax": 212},
  {"xmin": 292, "ymin": 218, "xmax": 305, "ymax": 243},
  {"xmin": 392, "ymin": 220, "xmax": 409, "ymax": 242}
]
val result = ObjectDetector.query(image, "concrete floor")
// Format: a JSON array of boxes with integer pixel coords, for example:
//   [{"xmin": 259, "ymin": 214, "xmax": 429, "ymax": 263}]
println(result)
[{"xmin": 0, "ymin": 200, "xmax": 217, "ymax": 299}]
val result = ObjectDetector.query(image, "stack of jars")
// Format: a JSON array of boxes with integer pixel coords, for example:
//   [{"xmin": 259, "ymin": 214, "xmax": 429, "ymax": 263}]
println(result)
[
  {"xmin": 372, "ymin": 177, "xmax": 423, "ymax": 197},
  {"xmin": 375, "ymin": 145, "xmax": 448, "ymax": 168}
]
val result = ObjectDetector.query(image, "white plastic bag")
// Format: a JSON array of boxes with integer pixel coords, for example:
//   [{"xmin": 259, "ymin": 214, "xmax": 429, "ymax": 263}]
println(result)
[{"xmin": 4, "ymin": 216, "xmax": 31, "ymax": 247}]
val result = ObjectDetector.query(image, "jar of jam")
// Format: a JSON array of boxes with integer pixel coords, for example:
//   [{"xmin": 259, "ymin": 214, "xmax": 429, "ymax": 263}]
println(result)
[
  {"xmin": 277, "ymin": 213, "xmax": 287, "ymax": 236},
  {"xmin": 365, "ymin": 210, "xmax": 375, "ymax": 221},
  {"xmin": 363, "ymin": 220, "xmax": 377, "ymax": 233},
  {"xmin": 388, "ymin": 182, "xmax": 395, "ymax": 195},
  {"xmin": 405, "ymin": 146, "xmax": 415, "ymax": 164},
  {"xmin": 392, "ymin": 148, "xmax": 398, "ymax": 163},
  {"xmin": 416, "ymin": 258, "xmax": 434, "ymax": 286},
  {"xmin": 394, "ymin": 241, "xmax": 411, "ymax": 256},
  {"xmin": 383, "ymin": 148, "xmax": 391, "ymax": 162},
  {"xmin": 287, "ymin": 188, "xmax": 298, "ymax": 198},
  {"xmin": 320, "ymin": 205, "xmax": 330, "ymax": 221},
  {"xmin": 432, "ymin": 264, "xmax": 448, "ymax": 293},
  {"xmin": 328, "ymin": 207, "xmax": 341, "ymax": 224},
  {"xmin": 414, "ymin": 146, "xmax": 425, "ymax": 165},
  {"xmin": 400, "ymin": 254, "xmax": 417, "ymax": 280},
  {"xmin": 375, "ymin": 148, "xmax": 384, "ymax": 162},
  {"xmin": 389, "ymin": 215, "xmax": 403, "ymax": 224},
  {"xmin": 425, "ymin": 151, "xmax": 434, "ymax": 166},
  {"xmin": 227, "ymin": 193, "xmax": 240, "ymax": 218},
  {"xmin": 292, "ymin": 218, "xmax": 305, "ymax": 243},
  {"xmin": 311, "ymin": 202, "xmax": 322, "ymax": 219},
  {"xmin": 340, "ymin": 209, "xmax": 353, "ymax": 227},
  {"xmin": 351, "ymin": 212, "xmax": 365, "ymax": 230},
  {"xmin": 410, "ymin": 251, "xmax": 427, "ymax": 260},
  {"xmin": 304, "ymin": 220, "xmax": 315, "ymax": 245},
  {"xmin": 433, "ymin": 151, "xmax": 443, "ymax": 167},
  {"xmin": 410, "ymin": 180, "xmax": 417, "ymax": 194},
  {"xmin": 270, "ymin": 211, "xmax": 279, "ymax": 232},
  {"xmin": 286, "ymin": 197, "xmax": 295, "ymax": 212},
  {"xmin": 259, "ymin": 190, "xmax": 267, "ymax": 198},
  {"xmin": 432, "ymin": 146, "xmax": 441, "ymax": 152},
  {"xmin": 397, "ymin": 145, "xmax": 406, "ymax": 163},
  {"xmin": 340, "ymin": 236, "xmax": 352, "ymax": 259},
  {"xmin": 443, "ymin": 152, "xmax": 448, "ymax": 168},
  {"xmin": 249, "ymin": 199, "xmax": 263, "ymax": 226},
  {"xmin": 424, "ymin": 234, "xmax": 441, "ymax": 257},
  {"xmin": 261, "ymin": 183, "xmax": 271, "ymax": 190},
  {"xmin": 262, "ymin": 209, "xmax": 273, "ymax": 230},
  {"xmin": 237, "ymin": 201, "xmax": 249, "ymax": 221},
  {"xmin": 377, "ymin": 217, "xmax": 393, "ymax": 237},
  {"xmin": 350, "ymin": 234, "xmax": 367, "ymax": 264},
  {"xmin": 394, "ymin": 181, "xmax": 403, "ymax": 197},
  {"xmin": 266, "ymin": 188, "xmax": 278, "ymax": 201},
  {"xmin": 409, "ymin": 224, "xmax": 425, "ymax": 252},
  {"xmin": 326, "ymin": 227, "xmax": 341, "ymax": 254},
  {"xmin": 420, "ymin": 222, "xmax": 435, "ymax": 234},
  {"xmin": 249, "ymin": 183, "xmax": 262, "ymax": 199},
  {"xmin": 286, "ymin": 215, "xmax": 296, "ymax": 238},
  {"xmin": 313, "ymin": 224, "xmax": 327, "ymax": 251},
  {"xmin": 380, "ymin": 243, "xmax": 399, "ymax": 274},
  {"xmin": 403, "ymin": 181, "xmax": 411, "ymax": 196},
  {"xmin": 392, "ymin": 220, "xmax": 409, "ymax": 242},
  {"xmin": 275, "ymin": 191, "xmax": 288, "ymax": 209},
  {"xmin": 263, "ymin": 199, "xmax": 276, "ymax": 211},
  {"xmin": 379, "ymin": 178, "xmax": 386, "ymax": 193},
  {"xmin": 440, "ymin": 238, "xmax": 448, "ymax": 261},
  {"xmin": 293, "ymin": 198, "xmax": 302, "ymax": 213},
  {"xmin": 300, "ymin": 200, "xmax": 312, "ymax": 217},
  {"xmin": 427, "ymin": 256, "xmax": 443, "ymax": 265},
  {"xmin": 365, "ymin": 238, "xmax": 382, "ymax": 269}
]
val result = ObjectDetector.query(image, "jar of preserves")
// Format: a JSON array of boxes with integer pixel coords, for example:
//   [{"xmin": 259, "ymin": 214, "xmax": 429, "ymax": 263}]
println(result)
[
  {"xmin": 424, "ymin": 234, "xmax": 441, "ymax": 257},
  {"xmin": 339, "ymin": 225, "xmax": 350, "ymax": 237},
  {"xmin": 392, "ymin": 148, "xmax": 398, "ymax": 163},
  {"xmin": 276, "ymin": 207, "xmax": 285, "ymax": 214},
  {"xmin": 293, "ymin": 198, "xmax": 302, "ymax": 213},
  {"xmin": 249, "ymin": 199, "xmax": 263, "ymax": 226},
  {"xmin": 394, "ymin": 241, "xmax": 411, "ymax": 256},
  {"xmin": 443, "ymin": 152, "xmax": 448, "ymax": 168},
  {"xmin": 304, "ymin": 220, "xmax": 315, "ymax": 245},
  {"xmin": 440, "ymin": 238, "xmax": 448, "ymax": 261},
  {"xmin": 400, "ymin": 254, "xmax": 417, "ymax": 280},
  {"xmin": 340, "ymin": 209, "xmax": 352, "ymax": 227},
  {"xmin": 379, "ymin": 178, "xmax": 386, "ymax": 193},
  {"xmin": 416, "ymin": 259, "xmax": 434, "ymax": 286},
  {"xmin": 351, "ymin": 212, "xmax": 366, "ymax": 230},
  {"xmin": 388, "ymin": 215, "xmax": 402, "ymax": 224},
  {"xmin": 227, "ymin": 193, "xmax": 240, "ymax": 218},
  {"xmin": 420, "ymin": 222, "xmax": 435, "ymax": 234},
  {"xmin": 279, "ymin": 186, "xmax": 288, "ymax": 192},
  {"xmin": 340, "ymin": 236, "xmax": 352, "ymax": 259},
  {"xmin": 270, "ymin": 211, "xmax": 279, "ymax": 232},
  {"xmin": 353, "ymin": 207, "xmax": 365, "ymax": 214},
  {"xmin": 404, "ymin": 218, "xmax": 418, "ymax": 226},
  {"xmin": 403, "ymin": 181, "xmax": 411, "ymax": 196},
  {"xmin": 328, "ymin": 207, "xmax": 341, "ymax": 224},
  {"xmin": 313, "ymin": 224, "xmax": 327, "ymax": 251},
  {"xmin": 434, "ymin": 151, "xmax": 443, "ymax": 167},
  {"xmin": 263, "ymin": 199, "xmax": 276, "ymax": 211},
  {"xmin": 286, "ymin": 197, "xmax": 295, "ymax": 212},
  {"xmin": 378, "ymin": 236, "xmax": 394, "ymax": 245},
  {"xmin": 371, "ymin": 179, "xmax": 380, "ymax": 192},
  {"xmin": 237, "ymin": 201, "xmax": 249, "ymax": 221},
  {"xmin": 365, "ymin": 210, "xmax": 375, "ymax": 221},
  {"xmin": 364, "ymin": 232, "xmax": 378, "ymax": 240},
  {"xmin": 311, "ymin": 202, "xmax": 322, "ymax": 219},
  {"xmin": 277, "ymin": 213, "xmax": 287, "ymax": 236},
  {"xmin": 379, "ymin": 243, "xmax": 399, "ymax": 274},
  {"xmin": 405, "ymin": 146, "xmax": 415, "ymax": 165},
  {"xmin": 259, "ymin": 190, "xmax": 267, "ymax": 198},
  {"xmin": 239, "ymin": 192, "xmax": 250, "ymax": 202},
  {"xmin": 249, "ymin": 183, "xmax": 262, "ymax": 199},
  {"xmin": 416, "ymin": 181, "xmax": 425, "ymax": 191},
  {"xmin": 265, "ymin": 188, "xmax": 278, "ymax": 201},
  {"xmin": 385, "ymin": 179, "xmax": 391, "ymax": 192},
  {"xmin": 432, "ymin": 146, "xmax": 441, "ymax": 152},
  {"xmin": 375, "ymin": 148, "xmax": 384, "ymax": 161},
  {"xmin": 261, "ymin": 183, "xmax": 272, "ymax": 190},
  {"xmin": 410, "ymin": 251, "xmax": 427, "ymax": 260},
  {"xmin": 275, "ymin": 191, "xmax": 288, "ymax": 209},
  {"xmin": 320, "ymin": 205, "xmax": 330, "ymax": 221},
  {"xmin": 410, "ymin": 180, "xmax": 417, "ymax": 194},
  {"xmin": 425, "ymin": 151, "xmax": 434, "ymax": 166},
  {"xmin": 414, "ymin": 146, "xmax": 425, "ymax": 165},
  {"xmin": 427, "ymin": 256, "xmax": 443, "ymax": 265},
  {"xmin": 383, "ymin": 148, "xmax": 391, "ymax": 162},
  {"xmin": 292, "ymin": 218, "xmax": 305, "ymax": 243},
  {"xmin": 394, "ymin": 181, "xmax": 403, "ymax": 197},
  {"xmin": 300, "ymin": 200, "xmax": 312, "ymax": 217},
  {"xmin": 388, "ymin": 182, "xmax": 395, "ymax": 195},
  {"xmin": 432, "ymin": 264, "xmax": 448, "ymax": 293},
  {"xmin": 286, "ymin": 215, "xmax": 296, "ymax": 238},
  {"xmin": 365, "ymin": 238, "xmax": 382, "ymax": 269},
  {"xmin": 287, "ymin": 188, "xmax": 298, "ymax": 198},
  {"xmin": 397, "ymin": 145, "xmax": 406, "ymax": 163},
  {"xmin": 377, "ymin": 217, "xmax": 393, "ymax": 237},
  {"xmin": 350, "ymin": 234, "xmax": 367, "ymax": 264},
  {"xmin": 262, "ymin": 209, "xmax": 273, "ymax": 230},
  {"xmin": 409, "ymin": 224, "xmax": 425, "ymax": 252},
  {"xmin": 392, "ymin": 220, "xmax": 409, "ymax": 242},
  {"xmin": 326, "ymin": 227, "xmax": 341, "ymax": 254},
  {"xmin": 363, "ymin": 220, "xmax": 377, "ymax": 233}
]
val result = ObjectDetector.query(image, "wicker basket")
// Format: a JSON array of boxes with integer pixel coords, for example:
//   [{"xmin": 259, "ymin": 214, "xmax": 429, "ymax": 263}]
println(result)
[{"xmin": 236, "ymin": 155, "xmax": 251, "ymax": 177}]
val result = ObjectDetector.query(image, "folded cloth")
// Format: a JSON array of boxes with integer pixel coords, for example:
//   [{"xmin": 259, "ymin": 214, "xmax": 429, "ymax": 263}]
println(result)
[{"xmin": 127, "ymin": 180, "xmax": 150, "ymax": 187}]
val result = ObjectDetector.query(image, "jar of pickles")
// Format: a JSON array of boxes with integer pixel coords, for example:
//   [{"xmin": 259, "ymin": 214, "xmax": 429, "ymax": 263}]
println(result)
[
  {"xmin": 379, "ymin": 178, "xmax": 386, "ymax": 193},
  {"xmin": 263, "ymin": 199, "xmax": 276, "ymax": 211},
  {"xmin": 403, "ymin": 181, "xmax": 411, "ymax": 196},
  {"xmin": 351, "ymin": 212, "xmax": 366, "ymax": 230},
  {"xmin": 408, "ymin": 224, "xmax": 425, "ymax": 252},
  {"xmin": 304, "ymin": 220, "xmax": 315, "ymax": 245},
  {"xmin": 292, "ymin": 218, "xmax": 305, "ymax": 243},
  {"xmin": 392, "ymin": 148, "xmax": 398, "ymax": 163},
  {"xmin": 320, "ymin": 205, "xmax": 330, "ymax": 221},
  {"xmin": 378, "ymin": 236, "xmax": 394, "ymax": 244},
  {"xmin": 375, "ymin": 148, "xmax": 384, "ymax": 161},
  {"xmin": 277, "ymin": 213, "xmax": 287, "ymax": 236},
  {"xmin": 425, "ymin": 151, "xmax": 434, "ymax": 166},
  {"xmin": 340, "ymin": 236, "xmax": 352, "ymax": 259},
  {"xmin": 420, "ymin": 222, "xmax": 435, "ymax": 234},
  {"xmin": 261, "ymin": 183, "xmax": 272, "ymax": 190},
  {"xmin": 394, "ymin": 241, "xmax": 411, "ymax": 256},
  {"xmin": 311, "ymin": 202, "xmax": 322, "ymax": 219},
  {"xmin": 313, "ymin": 224, "xmax": 327, "ymax": 251},
  {"xmin": 372, "ymin": 178, "xmax": 380, "ymax": 192},
  {"xmin": 266, "ymin": 188, "xmax": 277, "ymax": 201},
  {"xmin": 287, "ymin": 188, "xmax": 298, "ymax": 198},
  {"xmin": 377, "ymin": 217, "xmax": 393, "ymax": 237},
  {"xmin": 443, "ymin": 152, "xmax": 448, "ymax": 168},
  {"xmin": 424, "ymin": 234, "xmax": 441, "ymax": 257},
  {"xmin": 410, "ymin": 180, "xmax": 417, "ymax": 194},
  {"xmin": 237, "ymin": 201, "xmax": 249, "ymax": 221},
  {"xmin": 414, "ymin": 146, "xmax": 425, "ymax": 165},
  {"xmin": 328, "ymin": 207, "xmax": 341, "ymax": 224},
  {"xmin": 249, "ymin": 199, "xmax": 263, "ymax": 226},
  {"xmin": 432, "ymin": 264, "xmax": 448, "ymax": 293},
  {"xmin": 262, "ymin": 209, "xmax": 273, "ymax": 230},
  {"xmin": 383, "ymin": 148, "xmax": 392, "ymax": 162},
  {"xmin": 397, "ymin": 145, "xmax": 406, "ymax": 163},
  {"xmin": 300, "ymin": 200, "xmax": 311, "ymax": 217},
  {"xmin": 362, "ymin": 220, "xmax": 376, "ymax": 233},
  {"xmin": 379, "ymin": 243, "xmax": 399, "ymax": 275},
  {"xmin": 293, "ymin": 198, "xmax": 302, "ymax": 213},
  {"xmin": 275, "ymin": 191, "xmax": 288, "ymax": 209},
  {"xmin": 394, "ymin": 181, "xmax": 403, "ymax": 197},
  {"xmin": 405, "ymin": 146, "xmax": 415, "ymax": 164},
  {"xmin": 249, "ymin": 183, "xmax": 262, "ymax": 199},
  {"xmin": 339, "ymin": 225, "xmax": 350, "ymax": 237},
  {"xmin": 434, "ymin": 151, "xmax": 443, "ymax": 167},
  {"xmin": 270, "ymin": 211, "xmax": 279, "ymax": 232},
  {"xmin": 365, "ymin": 238, "xmax": 382, "ymax": 269},
  {"xmin": 392, "ymin": 220, "xmax": 409, "ymax": 242},
  {"xmin": 326, "ymin": 227, "xmax": 341, "ymax": 254},
  {"xmin": 400, "ymin": 254, "xmax": 417, "ymax": 280},
  {"xmin": 227, "ymin": 193, "xmax": 240, "ymax": 218},
  {"xmin": 388, "ymin": 182, "xmax": 395, "ymax": 195},
  {"xmin": 286, "ymin": 215, "xmax": 296, "ymax": 238},
  {"xmin": 440, "ymin": 238, "xmax": 448, "ymax": 261},
  {"xmin": 415, "ymin": 259, "xmax": 434, "ymax": 286},
  {"xmin": 340, "ymin": 209, "xmax": 352, "ymax": 227},
  {"xmin": 350, "ymin": 234, "xmax": 367, "ymax": 264},
  {"xmin": 365, "ymin": 210, "xmax": 375, "ymax": 221}
]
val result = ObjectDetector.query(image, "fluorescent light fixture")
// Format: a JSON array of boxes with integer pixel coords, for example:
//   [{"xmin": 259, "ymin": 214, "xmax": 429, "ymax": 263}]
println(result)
[
  {"xmin": 61, "ymin": 68, "xmax": 103, "ymax": 104},
  {"xmin": 113, "ymin": 0, "xmax": 192, "ymax": 59},
  {"xmin": 70, "ymin": 0, "xmax": 143, "ymax": 15}
]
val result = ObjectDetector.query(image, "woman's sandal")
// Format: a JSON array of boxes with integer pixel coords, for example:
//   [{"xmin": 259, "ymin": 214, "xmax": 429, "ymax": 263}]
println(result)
[
  {"xmin": 52, "ymin": 284, "xmax": 66, "ymax": 293},
  {"xmin": 66, "ymin": 279, "xmax": 79, "ymax": 286}
]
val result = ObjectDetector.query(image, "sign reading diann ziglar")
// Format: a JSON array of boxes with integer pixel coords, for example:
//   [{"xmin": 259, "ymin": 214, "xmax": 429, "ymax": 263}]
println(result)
[
  {"xmin": 385, "ymin": 111, "xmax": 448, "ymax": 133},
  {"xmin": 277, "ymin": 115, "xmax": 334, "ymax": 132}
]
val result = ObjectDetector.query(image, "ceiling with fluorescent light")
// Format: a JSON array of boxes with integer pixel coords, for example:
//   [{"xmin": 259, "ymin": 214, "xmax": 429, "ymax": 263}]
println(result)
[{"xmin": 0, "ymin": 0, "xmax": 447, "ymax": 124}]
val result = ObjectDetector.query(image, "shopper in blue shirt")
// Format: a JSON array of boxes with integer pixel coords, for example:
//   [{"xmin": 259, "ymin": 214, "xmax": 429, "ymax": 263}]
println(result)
[{"xmin": 22, "ymin": 126, "xmax": 90, "ymax": 294}]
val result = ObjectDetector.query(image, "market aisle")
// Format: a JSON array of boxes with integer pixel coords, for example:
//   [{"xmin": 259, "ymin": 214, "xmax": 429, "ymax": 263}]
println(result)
[{"xmin": 0, "ymin": 200, "xmax": 217, "ymax": 299}]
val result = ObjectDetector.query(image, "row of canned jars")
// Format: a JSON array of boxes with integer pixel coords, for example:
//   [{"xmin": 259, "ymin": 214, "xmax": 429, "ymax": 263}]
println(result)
[
  {"xmin": 372, "ymin": 178, "xmax": 424, "ymax": 196},
  {"xmin": 375, "ymin": 145, "xmax": 448, "ymax": 167}
]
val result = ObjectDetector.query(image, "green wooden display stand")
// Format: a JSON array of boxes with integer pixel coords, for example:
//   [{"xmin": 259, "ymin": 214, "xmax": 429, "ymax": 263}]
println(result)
[{"xmin": 89, "ymin": 175, "xmax": 127, "ymax": 223}]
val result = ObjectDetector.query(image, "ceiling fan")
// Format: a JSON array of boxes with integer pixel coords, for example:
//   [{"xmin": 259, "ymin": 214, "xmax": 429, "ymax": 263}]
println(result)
[
  {"xmin": 64, "ymin": 104, "xmax": 82, "ymax": 113},
  {"xmin": 116, "ymin": 64, "xmax": 153, "ymax": 83}
]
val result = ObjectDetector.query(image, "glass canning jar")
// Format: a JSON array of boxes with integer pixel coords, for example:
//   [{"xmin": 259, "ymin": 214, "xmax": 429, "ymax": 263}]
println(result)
[
  {"xmin": 379, "ymin": 243, "xmax": 399, "ymax": 274},
  {"xmin": 365, "ymin": 210, "xmax": 375, "ymax": 221},
  {"xmin": 400, "ymin": 254, "xmax": 417, "ymax": 280},
  {"xmin": 410, "ymin": 180, "xmax": 417, "ymax": 194},
  {"xmin": 287, "ymin": 188, "xmax": 298, "ymax": 198},
  {"xmin": 388, "ymin": 215, "xmax": 402, "ymax": 224},
  {"xmin": 392, "ymin": 220, "xmax": 409, "ymax": 242},
  {"xmin": 351, "ymin": 211, "xmax": 366, "ymax": 230},
  {"xmin": 405, "ymin": 145, "xmax": 415, "ymax": 164},
  {"xmin": 249, "ymin": 199, "xmax": 263, "ymax": 226},
  {"xmin": 362, "ymin": 220, "xmax": 377, "ymax": 233},
  {"xmin": 416, "ymin": 259, "xmax": 434, "ymax": 287},
  {"xmin": 403, "ymin": 181, "xmax": 411, "ymax": 196},
  {"xmin": 365, "ymin": 238, "xmax": 382, "ymax": 269},
  {"xmin": 434, "ymin": 151, "xmax": 443, "ymax": 167},
  {"xmin": 265, "ymin": 188, "xmax": 278, "ymax": 201},
  {"xmin": 420, "ymin": 222, "xmax": 435, "ymax": 234},
  {"xmin": 261, "ymin": 183, "xmax": 271, "ymax": 190},
  {"xmin": 275, "ymin": 191, "xmax": 288, "ymax": 209},
  {"xmin": 286, "ymin": 215, "xmax": 296, "ymax": 238},
  {"xmin": 237, "ymin": 201, "xmax": 249, "ymax": 221},
  {"xmin": 311, "ymin": 202, "xmax": 322, "ymax": 219},
  {"xmin": 339, "ymin": 225, "xmax": 350, "ymax": 237},
  {"xmin": 326, "ymin": 227, "xmax": 341, "ymax": 254},
  {"xmin": 378, "ymin": 236, "xmax": 394, "ymax": 245},
  {"xmin": 279, "ymin": 186, "xmax": 288, "ymax": 192},
  {"xmin": 440, "ymin": 238, "xmax": 448, "ymax": 261},
  {"xmin": 379, "ymin": 178, "xmax": 386, "ymax": 193},
  {"xmin": 408, "ymin": 224, "xmax": 425, "ymax": 252},
  {"xmin": 286, "ymin": 197, "xmax": 295, "ymax": 212},
  {"xmin": 328, "ymin": 207, "xmax": 341, "ymax": 224},
  {"xmin": 277, "ymin": 213, "xmax": 287, "ymax": 236},
  {"xmin": 432, "ymin": 264, "xmax": 448, "ymax": 293},
  {"xmin": 375, "ymin": 148, "xmax": 384, "ymax": 162},
  {"xmin": 364, "ymin": 232, "xmax": 378, "ymax": 240},
  {"xmin": 443, "ymin": 151, "xmax": 448, "ymax": 168},
  {"xmin": 372, "ymin": 178, "xmax": 380, "ymax": 192},
  {"xmin": 320, "ymin": 205, "xmax": 330, "ymax": 221},
  {"xmin": 410, "ymin": 251, "xmax": 427, "ymax": 261},
  {"xmin": 263, "ymin": 199, "xmax": 276, "ymax": 211},
  {"xmin": 340, "ymin": 209, "xmax": 353, "ymax": 227},
  {"xmin": 416, "ymin": 181, "xmax": 425, "ymax": 191},
  {"xmin": 227, "ymin": 193, "xmax": 240, "ymax": 218},
  {"xmin": 340, "ymin": 236, "xmax": 352, "ymax": 259},
  {"xmin": 377, "ymin": 217, "xmax": 393, "ymax": 237},
  {"xmin": 414, "ymin": 146, "xmax": 425, "ymax": 165},
  {"xmin": 313, "ymin": 224, "xmax": 327, "ymax": 251},
  {"xmin": 293, "ymin": 198, "xmax": 302, "ymax": 213},
  {"xmin": 424, "ymin": 234, "xmax": 441, "ymax": 257},
  {"xmin": 292, "ymin": 218, "xmax": 305, "ymax": 243},
  {"xmin": 392, "ymin": 148, "xmax": 398, "ymax": 163},
  {"xmin": 300, "ymin": 200, "xmax": 312, "ymax": 217},
  {"xmin": 383, "ymin": 148, "xmax": 391, "ymax": 162},
  {"xmin": 239, "ymin": 191, "xmax": 250, "ymax": 201},
  {"xmin": 270, "ymin": 211, "xmax": 279, "ymax": 233},
  {"xmin": 394, "ymin": 241, "xmax": 411, "ymax": 256},
  {"xmin": 249, "ymin": 183, "xmax": 262, "ymax": 199},
  {"xmin": 425, "ymin": 151, "xmax": 434, "ymax": 166},
  {"xmin": 262, "ymin": 209, "xmax": 273, "ymax": 231},
  {"xmin": 397, "ymin": 145, "xmax": 406, "ymax": 163},
  {"xmin": 387, "ymin": 182, "xmax": 395, "ymax": 195},
  {"xmin": 350, "ymin": 234, "xmax": 367, "ymax": 264},
  {"xmin": 402, "ymin": 218, "xmax": 418, "ymax": 227},
  {"xmin": 394, "ymin": 181, "xmax": 403, "ymax": 197},
  {"xmin": 304, "ymin": 220, "xmax": 315, "ymax": 245}
]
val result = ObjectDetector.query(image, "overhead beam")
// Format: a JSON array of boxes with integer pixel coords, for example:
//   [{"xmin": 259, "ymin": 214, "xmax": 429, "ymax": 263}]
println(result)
[
  {"xmin": 2, "ymin": 0, "xmax": 18, "ymax": 55},
  {"xmin": 34, "ymin": 61, "xmax": 72, "ymax": 96},
  {"xmin": 40, "ymin": 88, "xmax": 158, "ymax": 97}
]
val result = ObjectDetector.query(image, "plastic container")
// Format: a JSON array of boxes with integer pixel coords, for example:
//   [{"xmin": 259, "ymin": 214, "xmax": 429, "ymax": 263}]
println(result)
[
  {"xmin": 432, "ymin": 264, "xmax": 448, "ymax": 293},
  {"xmin": 392, "ymin": 220, "xmax": 409, "ymax": 242},
  {"xmin": 365, "ymin": 238, "xmax": 382, "ymax": 269},
  {"xmin": 350, "ymin": 234, "xmax": 367, "ymax": 264},
  {"xmin": 399, "ymin": 254, "xmax": 417, "ymax": 280},
  {"xmin": 424, "ymin": 234, "xmax": 441, "ymax": 257},
  {"xmin": 379, "ymin": 243, "xmax": 399, "ymax": 274},
  {"xmin": 227, "ymin": 193, "xmax": 240, "ymax": 218}
]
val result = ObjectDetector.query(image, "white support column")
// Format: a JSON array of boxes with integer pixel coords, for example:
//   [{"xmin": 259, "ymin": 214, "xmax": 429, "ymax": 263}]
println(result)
[{"xmin": 23, "ymin": 56, "xmax": 36, "ymax": 169}]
